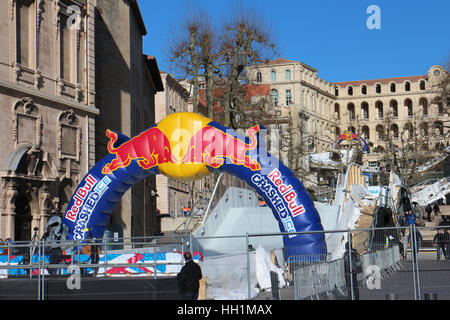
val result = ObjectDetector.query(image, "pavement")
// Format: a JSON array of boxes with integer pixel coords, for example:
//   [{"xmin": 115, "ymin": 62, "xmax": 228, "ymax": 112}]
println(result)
[{"xmin": 253, "ymin": 251, "xmax": 450, "ymax": 301}]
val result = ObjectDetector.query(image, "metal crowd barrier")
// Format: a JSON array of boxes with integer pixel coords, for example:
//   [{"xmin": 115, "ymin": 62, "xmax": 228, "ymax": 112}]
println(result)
[{"xmin": 294, "ymin": 246, "xmax": 401, "ymax": 300}]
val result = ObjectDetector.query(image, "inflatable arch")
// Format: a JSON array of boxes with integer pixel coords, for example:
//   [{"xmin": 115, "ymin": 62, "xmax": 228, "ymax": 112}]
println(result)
[{"xmin": 63, "ymin": 112, "xmax": 326, "ymax": 259}]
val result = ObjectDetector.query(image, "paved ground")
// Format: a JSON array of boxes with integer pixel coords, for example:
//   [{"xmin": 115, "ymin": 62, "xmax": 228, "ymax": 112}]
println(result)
[{"xmin": 254, "ymin": 251, "xmax": 450, "ymax": 301}]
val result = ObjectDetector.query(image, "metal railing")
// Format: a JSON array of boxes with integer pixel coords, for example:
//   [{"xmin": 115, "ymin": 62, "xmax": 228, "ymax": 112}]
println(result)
[{"xmin": 1, "ymin": 225, "xmax": 450, "ymax": 300}]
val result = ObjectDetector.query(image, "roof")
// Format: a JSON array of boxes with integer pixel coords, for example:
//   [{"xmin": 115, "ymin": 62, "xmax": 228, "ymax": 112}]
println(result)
[
  {"xmin": 266, "ymin": 58, "xmax": 300, "ymax": 65},
  {"xmin": 144, "ymin": 55, "xmax": 164, "ymax": 92},
  {"xmin": 335, "ymin": 75, "xmax": 428, "ymax": 87},
  {"xmin": 250, "ymin": 57, "xmax": 318, "ymax": 72}
]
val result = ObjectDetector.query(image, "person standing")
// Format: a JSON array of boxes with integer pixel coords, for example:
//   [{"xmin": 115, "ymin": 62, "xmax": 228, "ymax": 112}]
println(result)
[
  {"xmin": 425, "ymin": 203, "xmax": 433, "ymax": 222},
  {"xmin": 177, "ymin": 252, "xmax": 202, "ymax": 300},
  {"xmin": 444, "ymin": 229, "xmax": 450, "ymax": 260},
  {"xmin": 406, "ymin": 210, "xmax": 417, "ymax": 226},
  {"xmin": 343, "ymin": 242, "xmax": 361, "ymax": 300},
  {"xmin": 433, "ymin": 229, "xmax": 446, "ymax": 260},
  {"xmin": 433, "ymin": 203, "xmax": 441, "ymax": 217}
]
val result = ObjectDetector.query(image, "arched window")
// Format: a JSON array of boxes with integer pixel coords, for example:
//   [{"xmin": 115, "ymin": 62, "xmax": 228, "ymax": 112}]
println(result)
[
  {"xmin": 420, "ymin": 98, "xmax": 428, "ymax": 116},
  {"xmin": 285, "ymin": 69, "xmax": 291, "ymax": 81},
  {"xmin": 390, "ymin": 100, "xmax": 398, "ymax": 118},
  {"xmin": 334, "ymin": 103, "xmax": 340, "ymax": 120},
  {"xmin": 285, "ymin": 89, "xmax": 292, "ymax": 105},
  {"xmin": 271, "ymin": 89, "xmax": 278, "ymax": 106},
  {"xmin": 405, "ymin": 81, "xmax": 411, "ymax": 92},
  {"xmin": 335, "ymin": 87, "xmax": 339, "ymax": 96},
  {"xmin": 376, "ymin": 101, "xmax": 383, "ymax": 119},
  {"xmin": 361, "ymin": 85, "xmax": 367, "ymax": 95},
  {"xmin": 271, "ymin": 71, "xmax": 276, "ymax": 82},
  {"xmin": 376, "ymin": 125, "xmax": 385, "ymax": 140},
  {"xmin": 361, "ymin": 102, "xmax": 369, "ymax": 119},
  {"xmin": 361, "ymin": 126, "xmax": 370, "ymax": 140},
  {"xmin": 405, "ymin": 99, "xmax": 413, "ymax": 117},
  {"xmin": 421, "ymin": 122, "xmax": 429, "ymax": 137},
  {"xmin": 256, "ymin": 72, "xmax": 262, "ymax": 83},
  {"xmin": 390, "ymin": 83, "xmax": 396, "ymax": 93},
  {"xmin": 376, "ymin": 84, "xmax": 381, "ymax": 94},
  {"xmin": 404, "ymin": 122, "xmax": 414, "ymax": 139},
  {"xmin": 347, "ymin": 103, "xmax": 355, "ymax": 120},
  {"xmin": 420, "ymin": 80, "xmax": 426, "ymax": 90},
  {"xmin": 348, "ymin": 86, "xmax": 353, "ymax": 96},
  {"xmin": 434, "ymin": 121, "xmax": 444, "ymax": 136},
  {"xmin": 391, "ymin": 124, "xmax": 399, "ymax": 139}
]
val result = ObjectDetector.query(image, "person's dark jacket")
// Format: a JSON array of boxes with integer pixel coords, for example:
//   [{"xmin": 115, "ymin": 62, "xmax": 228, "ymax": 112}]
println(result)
[
  {"xmin": 343, "ymin": 248, "xmax": 362, "ymax": 274},
  {"xmin": 434, "ymin": 204, "xmax": 441, "ymax": 214},
  {"xmin": 177, "ymin": 260, "xmax": 202, "ymax": 294},
  {"xmin": 434, "ymin": 233, "xmax": 445, "ymax": 245}
]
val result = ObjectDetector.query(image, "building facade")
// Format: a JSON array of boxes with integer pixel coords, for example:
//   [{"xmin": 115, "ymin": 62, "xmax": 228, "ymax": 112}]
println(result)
[
  {"xmin": 155, "ymin": 72, "xmax": 215, "ymax": 221},
  {"xmin": 0, "ymin": 0, "xmax": 163, "ymax": 241},
  {"xmin": 93, "ymin": 0, "xmax": 163, "ymax": 239},
  {"xmin": 0, "ymin": 0, "xmax": 97, "ymax": 240},
  {"xmin": 155, "ymin": 72, "xmax": 191, "ymax": 217},
  {"xmin": 247, "ymin": 58, "xmax": 449, "ymax": 184}
]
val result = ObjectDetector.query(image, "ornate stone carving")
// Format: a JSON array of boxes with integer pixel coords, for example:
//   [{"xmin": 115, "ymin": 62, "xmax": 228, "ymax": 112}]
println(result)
[
  {"xmin": 57, "ymin": 76, "xmax": 65, "ymax": 95},
  {"xmin": 58, "ymin": 109, "xmax": 81, "ymax": 161},
  {"xmin": 12, "ymin": 97, "xmax": 43, "ymax": 147},
  {"xmin": 34, "ymin": 69, "xmax": 43, "ymax": 89},
  {"xmin": 36, "ymin": 0, "xmax": 45, "ymax": 32}
]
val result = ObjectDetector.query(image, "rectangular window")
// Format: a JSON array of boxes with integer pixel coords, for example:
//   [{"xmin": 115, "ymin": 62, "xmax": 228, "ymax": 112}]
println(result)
[
  {"xmin": 363, "ymin": 108, "xmax": 368, "ymax": 119},
  {"xmin": 77, "ymin": 28, "xmax": 85, "ymax": 85},
  {"xmin": 286, "ymin": 90, "xmax": 291, "ymax": 105},
  {"xmin": 61, "ymin": 15, "xmax": 72, "ymax": 82},
  {"xmin": 271, "ymin": 71, "xmax": 276, "ymax": 82},
  {"xmin": 285, "ymin": 70, "xmax": 291, "ymax": 81},
  {"xmin": 17, "ymin": 0, "xmax": 34, "ymax": 68}
]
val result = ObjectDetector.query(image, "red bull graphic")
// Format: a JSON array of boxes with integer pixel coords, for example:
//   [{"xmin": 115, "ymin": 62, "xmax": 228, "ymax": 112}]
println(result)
[
  {"xmin": 336, "ymin": 131, "xmax": 369, "ymax": 152},
  {"xmin": 102, "ymin": 127, "xmax": 177, "ymax": 175},
  {"xmin": 63, "ymin": 112, "xmax": 326, "ymax": 261},
  {"xmin": 180, "ymin": 125, "xmax": 261, "ymax": 171}
]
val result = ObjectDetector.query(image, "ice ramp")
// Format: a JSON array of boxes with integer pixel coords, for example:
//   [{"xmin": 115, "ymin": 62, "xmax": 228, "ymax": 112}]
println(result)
[
  {"xmin": 191, "ymin": 187, "xmax": 283, "ymax": 257},
  {"xmin": 191, "ymin": 187, "xmax": 340, "ymax": 258}
]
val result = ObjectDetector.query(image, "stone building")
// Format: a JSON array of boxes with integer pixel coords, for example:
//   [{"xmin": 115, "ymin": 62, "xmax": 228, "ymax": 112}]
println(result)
[
  {"xmin": 0, "ymin": 0, "xmax": 163, "ymax": 241},
  {"xmin": 155, "ymin": 72, "xmax": 191, "ymax": 217},
  {"xmin": 95, "ymin": 0, "xmax": 163, "ymax": 239},
  {"xmin": 247, "ymin": 58, "xmax": 449, "ymax": 185},
  {"xmin": 155, "ymin": 72, "xmax": 214, "ymax": 222},
  {"xmin": 0, "ymin": 0, "xmax": 97, "ymax": 241}
]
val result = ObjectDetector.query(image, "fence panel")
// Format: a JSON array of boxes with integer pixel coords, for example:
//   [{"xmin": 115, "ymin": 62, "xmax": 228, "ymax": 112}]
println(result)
[
  {"xmin": 2, "ymin": 226, "xmax": 450, "ymax": 300},
  {"xmin": 415, "ymin": 225, "xmax": 450, "ymax": 300}
]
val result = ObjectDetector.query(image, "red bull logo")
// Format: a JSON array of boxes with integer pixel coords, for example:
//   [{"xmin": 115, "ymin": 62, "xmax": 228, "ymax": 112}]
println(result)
[
  {"xmin": 180, "ymin": 125, "xmax": 261, "ymax": 171},
  {"xmin": 101, "ymin": 123, "xmax": 261, "ymax": 176},
  {"xmin": 102, "ymin": 127, "xmax": 177, "ymax": 175}
]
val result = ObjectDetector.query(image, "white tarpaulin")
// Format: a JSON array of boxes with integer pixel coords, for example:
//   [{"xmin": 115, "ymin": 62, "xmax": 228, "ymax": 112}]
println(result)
[
  {"xmin": 201, "ymin": 247, "xmax": 286, "ymax": 300},
  {"xmin": 255, "ymin": 246, "xmax": 286, "ymax": 290}
]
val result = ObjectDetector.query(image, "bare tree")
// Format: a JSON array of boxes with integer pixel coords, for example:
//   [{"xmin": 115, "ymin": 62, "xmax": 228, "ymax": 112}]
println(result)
[
  {"xmin": 377, "ymin": 109, "xmax": 442, "ymax": 186},
  {"xmin": 215, "ymin": 3, "xmax": 277, "ymax": 129},
  {"xmin": 165, "ymin": 5, "xmax": 207, "ymax": 114}
]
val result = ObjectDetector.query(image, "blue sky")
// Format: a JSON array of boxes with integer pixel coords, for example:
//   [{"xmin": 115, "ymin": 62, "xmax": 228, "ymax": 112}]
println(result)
[{"xmin": 137, "ymin": 0, "xmax": 450, "ymax": 82}]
